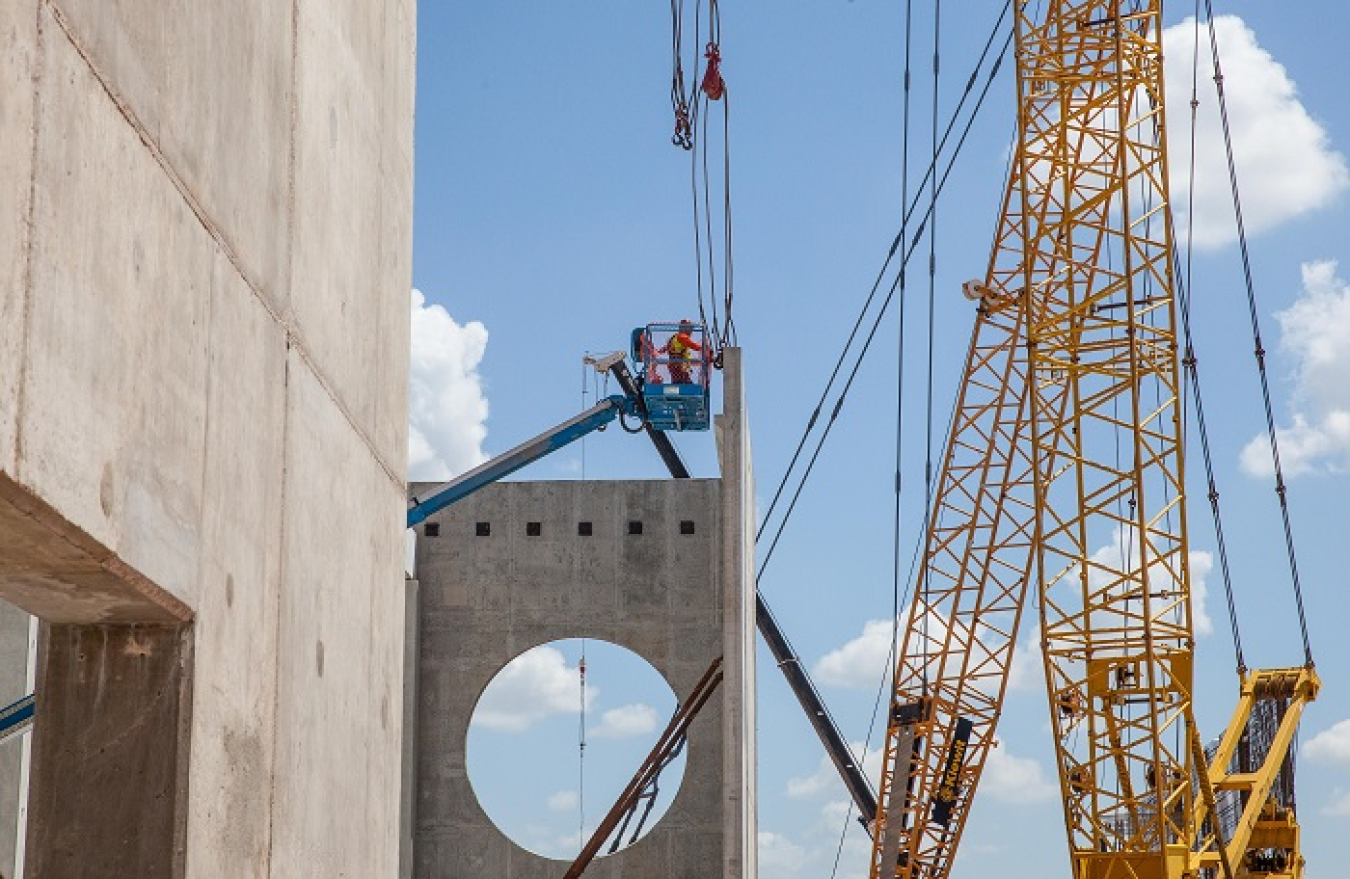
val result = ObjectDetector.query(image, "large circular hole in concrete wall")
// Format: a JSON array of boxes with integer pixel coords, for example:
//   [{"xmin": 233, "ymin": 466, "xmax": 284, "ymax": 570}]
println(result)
[{"xmin": 466, "ymin": 638, "xmax": 688, "ymax": 860}]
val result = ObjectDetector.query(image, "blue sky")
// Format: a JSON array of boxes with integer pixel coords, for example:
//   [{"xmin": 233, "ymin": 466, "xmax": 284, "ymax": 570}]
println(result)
[{"xmin": 410, "ymin": 2, "xmax": 1350, "ymax": 875}]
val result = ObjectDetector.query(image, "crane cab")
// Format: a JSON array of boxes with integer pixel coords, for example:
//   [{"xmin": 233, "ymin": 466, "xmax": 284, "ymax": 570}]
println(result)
[{"xmin": 631, "ymin": 321, "xmax": 711, "ymax": 431}]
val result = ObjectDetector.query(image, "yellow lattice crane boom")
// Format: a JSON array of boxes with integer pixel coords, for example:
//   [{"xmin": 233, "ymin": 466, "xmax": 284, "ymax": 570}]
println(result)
[{"xmin": 868, "ymin": 3, "xmax": 1318, "ymax": 878}]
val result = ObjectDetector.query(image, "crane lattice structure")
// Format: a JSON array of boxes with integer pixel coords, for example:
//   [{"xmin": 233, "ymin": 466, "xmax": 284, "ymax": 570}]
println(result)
[{"xmin": 868, "ymin": 3, "xmax": 1319, "ymax": 879}]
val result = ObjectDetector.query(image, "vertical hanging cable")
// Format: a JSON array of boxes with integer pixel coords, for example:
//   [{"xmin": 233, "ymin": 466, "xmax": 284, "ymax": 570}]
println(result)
[
  {"xmin": 579, "ymin": 356, "xmax": 590, "ymax": 481},
  {"xmin": 578, "ymin": 642, "xmax": 587, "ymax": 854},
  {"xmin": 676, "ymin": 0, "xmax": 734, "ymax": 354},
  {"xmin": 1180, "ymin": 5, "xmax": 1245, "ymax": 673},
  {"xmin": 892, "ymin": 0, "xmax": 916, "ymax": 688},
  {"xmin": 1201, "ymin": 2, "xmax": 1313, "ymax": 666},
  {"xmin": 921, "ymin": 0, "xmax": 943, "ymax": 691}
]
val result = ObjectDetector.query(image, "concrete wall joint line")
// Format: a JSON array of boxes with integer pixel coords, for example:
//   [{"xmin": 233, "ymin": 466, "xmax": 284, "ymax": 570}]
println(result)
[
  {"xmin": 261, "ymin": 344, "xmax": 292, "ymax": 879},
  {"xmin": 43, "ymin": 2, "xmax": 404, "ymax": 491}
]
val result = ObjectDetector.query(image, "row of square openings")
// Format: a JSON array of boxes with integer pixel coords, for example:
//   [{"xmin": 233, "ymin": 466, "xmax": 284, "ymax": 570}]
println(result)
[{"xmin": 422, "ymin": 520, "xmax": 698, "ymax": 538}]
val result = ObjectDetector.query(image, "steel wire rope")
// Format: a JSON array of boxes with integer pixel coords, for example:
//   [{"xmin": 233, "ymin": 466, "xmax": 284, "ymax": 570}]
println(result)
[
  {"xmin": 1201, "ymin": 0, "xmax": 1313, "ymax": 665},
  {"xmin": 683, "ymin": 0, "xmax": 715, "ymax": 339},
  {"xmin": 578, "ymin": 640, "xmax": 588, "ymax": 855},
  {"xmin": 889, "ymin": 0, "xmax": 919, "ymax": 747},
  {"xmin": 920, "ymin": 0, "xmax": 943, "ymax": 693},
  {"xmin": 756, "ymin": 21, "xmax": 1015, "ymax": 581},
  {"xmin": 1179, "ymin": 3, "xmax": 1245, "ymax": 672},
  {"xmin": 828, "ymin": 475, "xmax": 936, "ymax": 879},
  {"xmin": 829, "ymin": 0, "xmax": 925, "ymax": 873},
  {"xmin": 682, "ymin": 0, "xmax": 736, "ymax": 350},
  {"xmin": 755, "ymin": 0, "xmax": 1013, "ymax": 549}
]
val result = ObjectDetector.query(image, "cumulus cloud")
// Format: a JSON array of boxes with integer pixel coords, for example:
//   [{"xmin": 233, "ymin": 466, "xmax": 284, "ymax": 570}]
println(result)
[
  {"xmin": 815, "ymin": 608, "xmax": 1033, "ymax": 701},
  {"xmin": 409, "ymin": 288, "xmax": 490, "ymax": 481},
  {"xmin": 1306, "ymin": 719, "xmax": 1350, "ymax": 769},
  {"xmin": 787, "ymin": 742, "xmax": 884, "ymax": 801},
  {"xmin": 1163, "ymin": 17, "xmax": 1348, "ymax": 248},
  {"xmin": 471, "ymin": 645, "xmax": 592, "ymax": 732},
  {"xmin": 1082, "ymin": 529, "xmax": 1215, "ymax": 638},
  {"xmin": 547, "ymin": 790, "xmax": 579, "ymax": 813},
  {"xmin": 981, "ymin": 744, "xmax": 1057, "ymax": 804},
  {"xmin": 589, "ymin": 703, "xmax": 660, "ymax": 739},
  {"xmin": 1325, "ymin": 789, "xmax": 1350, "ymax": 818},
  {"xmin": 757, "ymin": 832, "xmax": 808, "ymax": 877},
  {"xmin": 813, "ymin": 619, "xmax": 897, "ymax": 690},
  {"xmin": 1007, "ymin": 622, "xmax": 1045, "ymax": 692},
  {"xmin": 1240, "ymin": 261, "xmax": 1350, "ymax": 478}
]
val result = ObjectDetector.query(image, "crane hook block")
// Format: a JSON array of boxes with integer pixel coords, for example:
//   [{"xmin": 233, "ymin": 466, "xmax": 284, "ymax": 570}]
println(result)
[{"xmin": 631, "ymin": 321, "xmax": 712, "ymax": 432}]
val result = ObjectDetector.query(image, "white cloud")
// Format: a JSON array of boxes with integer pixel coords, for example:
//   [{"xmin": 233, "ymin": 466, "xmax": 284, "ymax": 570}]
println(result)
[
  {"xmin": 1306, "ymin": 719, "xmax": 1350, "ymax": 769},
  {"xmin": 757, "ymin": 832, "xmax": 807, "ymax": 877},
  {"xmin": 981, "ymin": 744, "xmax": 1057, "ymax": 804},
  {"xmin": 787, "ymin": 742, "xmax": 884, "ymax": 801},
  {"xmin": 471, "ymin": 645, "xmax": 592, "ymax": 732},
  {"xmin": 1241, "ymin": 261, "xmax": 1350, "ymax": 478},
  {"xmin": 589, "ymin": 703, "xmax": 660, "ymax": 739},
  {"xmin": 1325, "ymin": 789, "xmax": 1350, "ymax": 818},
  {"xmin": 1007, "ymin": 622, "xmax": 1044, "ymax": 692},
  {"xmin": 816, "ymin": 608, "xmax": 1030, "ymax": 699},
  {"xmin": 547, "ymin": 790, "xmax": 579, "ymax": 812},
  {"xmin": 813, "ymin": 619, "xmax": 896, "ymax": 689},
  {"xmin": 1082, "ymin": 529, "xmax": 1215, "ymax": 638},
  {"xmin": 1163, "ymin": 17, "xmax": 1348, "ymax": 249},
  {"xmin": 409, "ymin": 288, "xmax": 490, "ymax": 482}
]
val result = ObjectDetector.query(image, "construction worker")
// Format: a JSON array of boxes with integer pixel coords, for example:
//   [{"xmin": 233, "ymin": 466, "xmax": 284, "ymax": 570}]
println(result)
[{"xmin": 660, "ymin": 320, "xmax": 703, "ymax": 384}]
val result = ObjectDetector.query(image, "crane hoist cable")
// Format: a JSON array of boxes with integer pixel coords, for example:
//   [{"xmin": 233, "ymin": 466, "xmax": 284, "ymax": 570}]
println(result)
[
  {"xmin": 1201, "ymin": 0, "xmax": 1314, "ymax": 666},
  {"xmin": 670, "ymin": 0, "xmax": 736, "ymax": 355},
  {"xmin": 577, "ymin": 643, "xmax": 587, "ymax": 854},
  {"xmin": 756, "ymin": 12, "xmax": 1015, "ymax": 583},
  {"xmin": 920, "ymin": 0, "xmax": 943, "ymax": 694},
  {"xmin": 1178, "ymin": 4, "xmax": 1246, "ymax": 673},
  {"xmin": 755, "ymin": 0, "xmax": 1013, "ymax": 554}
]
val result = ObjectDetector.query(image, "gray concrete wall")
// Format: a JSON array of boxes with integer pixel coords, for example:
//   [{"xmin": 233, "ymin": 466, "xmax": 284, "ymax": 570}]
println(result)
[
  {"xmin": 716, "ymin": 348, "xmax": 757, "ymax": 879},
  {"xmin": 0, "ymin": 604, "xmax": 32, "ymax": 879},
  {"xmin": 410, "ymin": 351, "xmax": 756, "ymax": 878},
  {"xmin": 0, "ymin": 2, "xmax": 414, "ymax": 875},
  {"xmin": 412, "ymin": 480, "xmax": 729, "ymax": 878}
]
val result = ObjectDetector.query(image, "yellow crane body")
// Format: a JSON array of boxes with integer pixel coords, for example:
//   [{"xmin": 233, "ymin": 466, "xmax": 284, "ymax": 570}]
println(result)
[{"xmin": 867, "ymin": 3, "xmax": 1319, "ymax": 878}]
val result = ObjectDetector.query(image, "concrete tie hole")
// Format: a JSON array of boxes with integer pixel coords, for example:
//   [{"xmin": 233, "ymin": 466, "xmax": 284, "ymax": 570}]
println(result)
[{"xmin": 466, "ymin": 638, "xmax": 687, "ymax": 860}]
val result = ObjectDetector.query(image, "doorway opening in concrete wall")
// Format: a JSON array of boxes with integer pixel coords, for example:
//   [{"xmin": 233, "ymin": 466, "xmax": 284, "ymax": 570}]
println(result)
[{"xmin": 466, "ymin": 637, "xmax": 688, "ymax": 860}]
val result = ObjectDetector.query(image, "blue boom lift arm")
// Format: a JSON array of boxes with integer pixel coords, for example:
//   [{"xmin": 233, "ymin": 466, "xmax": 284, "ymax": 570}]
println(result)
[
  {"xmin": 408, "ymin": 391, "xmax": 635, "ymax": 527},
  {"xmin": 406, "ymin": 351, "xmax": 690, "ymax": 527}
]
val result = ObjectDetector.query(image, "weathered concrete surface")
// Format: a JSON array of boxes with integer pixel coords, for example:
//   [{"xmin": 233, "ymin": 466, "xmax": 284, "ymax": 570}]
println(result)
[
  {"xmin": 268, "ymin": 353, "xmax": 407, "ymax": 878},
  {"xmin": 26, "ymin": 624, "xmax": 193, "ymax": 879},
  {"xmin": 0, "ymin": 0, "xmax": 37, "ymax": 476},
  {"xmin": 413, "ymin": 480, "xmax": 727, "ymax": 878},
  {"xmin": 0, "ymin": 603, "xmax": 32, "ymax": 877},
  {"xmin": 402, "ymin": 577, "xmax": 420, "ymax": 879},
  {"xmin": 716, "ymin": 348, "xmax": 757, "ymax": 879},
  {"xmin": 411, "ymin": 352, "xmax": 756, "ymax": 878},
  {"xmin": 181, "ymin": 252, "xmax": 287, "ymax": 878},
  {"xmin": 1, "ymin": 1, "xmax": 415, "ymax": 874}
]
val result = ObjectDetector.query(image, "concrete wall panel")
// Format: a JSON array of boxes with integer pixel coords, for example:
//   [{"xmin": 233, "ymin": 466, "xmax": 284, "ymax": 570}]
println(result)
[
  {"xmin": 0, "ymin": 0, "xmax": 38, "ymax": 476},
  {"xmin": 412, "ymin": 479, "xmax": 734, "ymax": 878},
  {"xmin": 46, "ymin": 0, "xmax": 294, "ymax": 303},
  {"xmin": 182, "ymin": 253, "xmax": 288, "ymax": 879},
  {"xmin": 21, "ymin": 8, "xmax": 214, "ymax": 613},
  {"xmin": 289, "ymin": 0, "xmax": 409, "ymax": 475},
  {"xmin": 269, "ymin": 353, "xmax": 404, "ymax": 879},
  {"xmin": 2, "ymin": 0, "xmax": 414, "ymax": 872}
]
